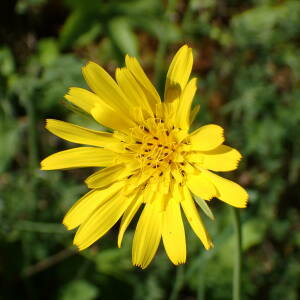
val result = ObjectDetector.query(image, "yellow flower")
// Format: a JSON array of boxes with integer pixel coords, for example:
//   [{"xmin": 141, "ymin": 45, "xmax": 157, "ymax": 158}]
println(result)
[{"xmin": 41, "ymin": 45, "xmax": 248, "ymax": 268}]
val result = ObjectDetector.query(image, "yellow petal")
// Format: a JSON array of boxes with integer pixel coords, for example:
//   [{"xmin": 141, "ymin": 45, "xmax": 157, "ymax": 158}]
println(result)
[
  {"xmin": 187, "ymin": 145, "xmax": 242, "ymax": 171},
  {"xmin": 162, "ymin": 198, "xmax": 186, "ymax": 265},
  {"xmin": 45, "ymin": 119, "xmax": 118, "ymax": 147},
  {"xmin": 132, "ymin": 202, "xmax": 162, "ymax": 269},
  {"xmin": 65, "ymin": 88, "xmax": 136, "ymax": 131},
  {"xmin": 181, "ymin": 187, "xmax": 213, "ymax": 249},
  {"xmin": 142, "ymin": 182, "xmax": 158, "ymax": 204},
  {"xmin": 115, "ymin": 67, "xmax": 153, "ymax": 116},
  {"xmin": 175, "ymin": 78, "xmax": 197, "ymax": 130},
  {"xmin": 187, "ymin": 173, "xmax": 218, "ymax": 200},
  {"xmin": 189, "ymin": 124, "xmax": 224, "ymax": 151},
  {"xmin": 41, "ymin": 147, "xmax": 116, "ymax": 170},
  {"xmin": 163, "ymin": 98, "xmax": 180, "ymax": 129},
  {"xmin": 91, "ymin": 106, "xmax": 135, "ymax": 132},
  {"xmin": 125, "ymin": 55, "xmax": 161, "ymax": 110},
  {"xmin": 118, "ymin": 194, "xmax": 143, "ymax": 248},
  {"xmin": 85, "ymin": 164, "xmax": 130, "ymax": 189},
  {"xmin": 65, "ymin": 87, "xmax": 100, "ymax": 113},
  {"xmin": 202, "ymin": 170, "xmax": 248, "ymax": 208},
  {"xmin": 82, "ymin": 62, "xmax": 131, "ymax": 116},
  {"xmin": 74, "ymin": 191, "xmax": 135, "ymax": 250},
  {"xmin": 165, "ymin": 45, "xmax": 193, "ymax": 102},
  {"xmin": 63, "ymin": 181, "xmax": 125, "ymax": 230}
]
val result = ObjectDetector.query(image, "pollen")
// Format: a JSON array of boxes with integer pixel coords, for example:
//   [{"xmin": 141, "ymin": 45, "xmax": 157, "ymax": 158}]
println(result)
[{"xmin": 115, "ymin": 117, "xmax": 186, "ymax": 183}]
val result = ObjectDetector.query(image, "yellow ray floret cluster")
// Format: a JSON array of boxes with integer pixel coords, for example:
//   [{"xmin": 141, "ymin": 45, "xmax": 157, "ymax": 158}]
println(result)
[{"xmin": 41, "ymin": 45, "xmax": 248, "ymax": 269}]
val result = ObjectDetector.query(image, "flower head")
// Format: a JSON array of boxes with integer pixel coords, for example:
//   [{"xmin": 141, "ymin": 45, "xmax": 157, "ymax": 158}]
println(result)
[{"xmin": 41, "ymin": 45, "xmax": 248, "ymax": 268}]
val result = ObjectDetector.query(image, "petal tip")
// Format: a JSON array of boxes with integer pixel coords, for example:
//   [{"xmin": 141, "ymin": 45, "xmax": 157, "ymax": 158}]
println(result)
[
  {"xmin": 62, "ymin": 218, "xmax": 74, "ymax": 231},
  {"xmin": 125, "ymin": 54, "xmax": 133, "ymax": 61},
  {"xmin": 73, "ymin": 238, "xmax": 85, "ymax": 251},
  {"xmin": 65, "ymin": 87, "xmax": 78, "ymax": 97},
  {"xmin": 235, "ymin": 192, "xmax": 249, "ymax": 208},
  {"xmin": 133, "ymin": 262, "xmax": 147, "ymax": 269},
  {"xmin": 174, "ymin": 259, "xmax": 186, "ymax": 266},
  {"xmin": 180, "ymin": 44, "xmax": 190, "ymax": 51},
  {"xmin": 204, "ymin": 241, "xmax": 214, "ymax": 250},
  {"xmin": 44, "ymin": 118, "xmax": 50, "ymax": 128},
  {"xmin": 44, "ymin": 118, "xmax": 59, "ymax": 130},
  {"xmin": 82, "ymin": 61, "xmax": 97, "ymax": 75},
  {"xmin": 40, "ymin": 158, "xmax": 52, "ymax": 170}
]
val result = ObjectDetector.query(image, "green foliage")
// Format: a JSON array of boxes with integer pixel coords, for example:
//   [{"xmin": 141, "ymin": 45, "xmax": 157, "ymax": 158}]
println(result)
[
  {"xmin": 59, "ymin": 279, "xmax": 98, "ymax": 300},
  {"xmin": 1, "ymin": 0, "xmax": 300, "ymax": 299},
  {"xmin": 108, "ymin": 17, "xmax": 139, "ymax": 56},
  {"xmin": 0, "ymin": 112, "xmax": 20, "ymax": 172},
  {"xmin": 232, "ymin": 1, "xmax": 300, "ymax": 48}
]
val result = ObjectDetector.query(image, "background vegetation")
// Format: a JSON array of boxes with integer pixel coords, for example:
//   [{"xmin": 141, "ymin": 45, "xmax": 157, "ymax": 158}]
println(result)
[{"xmin": 1, "ymin": 0, "xmax": 300, "ymax": 299}]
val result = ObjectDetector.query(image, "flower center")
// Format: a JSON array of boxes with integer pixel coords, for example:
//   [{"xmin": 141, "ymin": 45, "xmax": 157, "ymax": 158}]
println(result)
[
  {"xmin": 135, "ymin": 135, "xmax": 174, "ymax": 168},
  {"xmin": 112, "ymin": 116, "xmax": 196, "ymax": 204},
  {"xmin": 116, "ymin": 117, "xmax": 185, "ymax": 170}
]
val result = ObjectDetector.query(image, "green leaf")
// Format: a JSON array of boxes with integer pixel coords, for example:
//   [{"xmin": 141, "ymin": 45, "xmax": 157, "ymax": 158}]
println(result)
[
  {"xmin": 74, "ymin": 23, "xmax": 102, "ymax": 48},
  {"xmin": 59, "ymin": 10, "xmax": 99, "ymax": 49},
  {"xmin": 194, "ymin": 196, "xmax": 215, "ymax": 220},
  {"xmin": 94, "ymin": 245, "xmax": 132, "ymax": 274},
  {"xmin": 59, "ymin": 280, "xmax": 98, "ymax": 300},
  {"xmin": 0, "ymin": 114, "xmax": 20, "ymax": 172},
  {"xmin": 137, "ymin": 18, "xmax": 181, "ymax": 42},
  {"xmin": 231, "ymin": 2, "xmax": 300, "ymax": 48},
  {"xmin": 0, "ymin": 47, "xmax": 15, "ymax": 76},
  {"xmin": 108, "ymin": 17, "xmax": 139, "ymax": 56},
  {"xmin": 38, "ymin": 38, "xmax": 59, "ymax": 67}
]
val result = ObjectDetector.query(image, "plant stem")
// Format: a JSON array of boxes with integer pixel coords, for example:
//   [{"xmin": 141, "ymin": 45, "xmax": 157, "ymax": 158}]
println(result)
[
  {"xmin": 169, "ymin": 265, "xmax": 185, "ymax": 300},
  {"xmin": 182, "ymin": 0, "xmax": 193, "ymax": 31},
  {"xmin": 154, "ymin": 41, "xmax": 168, "ymax": 89},
  {"xmin": 22, "ymin": 247, "xmax": 77, "ymax": 278},
  {"xmin": 16, "ymin": 221, "xmax": 69, "ymax": 234},
  {"xmin": 197, "ymin": 261, "xmax": 206, "ymax": 300},
  {"xmin": 232, "ymin": 208, "xmax": 242, "ymax": 300},
  {"xmin": 24, "ymin": 92, "xmax": 39, "ymax": 215},
  {"xmin": 154, "ymin": 0, "xmax": 178, "ymax": 89},
  {"xmin": 27, "ymin": 97, "xmax": 38, "ymax": 174}
]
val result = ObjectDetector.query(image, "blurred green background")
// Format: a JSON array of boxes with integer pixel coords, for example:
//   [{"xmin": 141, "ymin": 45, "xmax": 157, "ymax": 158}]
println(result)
[{"xmin": 1, "ymin": 0, "xmax": 300, "ymax": 299}]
